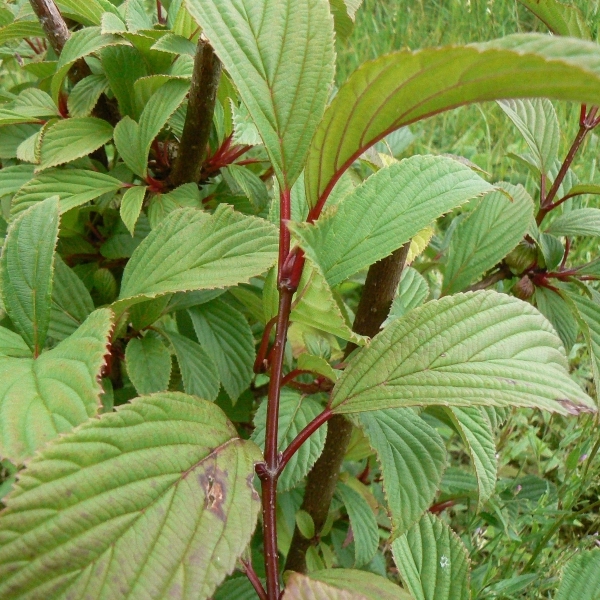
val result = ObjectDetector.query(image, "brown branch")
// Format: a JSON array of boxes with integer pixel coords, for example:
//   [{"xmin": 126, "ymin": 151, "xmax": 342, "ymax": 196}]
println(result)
[
  {"xmin": 284, "ymin": 243, "xmax": 411, "ymax": 573},
  {"xmin": 465, "ymin": 265, "xmax": 511, "ymax": 292},
  {"xmin": 170, "ymin": 40, "xmax": 222, "ymax": 187}
]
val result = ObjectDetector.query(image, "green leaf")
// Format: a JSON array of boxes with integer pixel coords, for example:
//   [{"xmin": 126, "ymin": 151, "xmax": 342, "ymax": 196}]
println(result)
[
  {"xmin": 0, "ymin": 108, "xmax": 42, "ymax": 126},
  {"xmin": 252, "ymin": 390, "xmax": 327, "ymax": 491},
  {"xmin": 185, "ymin": 0, "xmax": 335, "ymax": 189},
  {"xmin": 125, "ymin": 335, "xmax": 171, "ymax": 395},
  {"xmin": 357, "ymin": 408, "xmax": 446, "ymax": 537},
  {"xmin": 446, "ymin": 407, "xmax": 496, "ymax": 508},
  {"xmin": 120, "ymin": 185, "xmax": 147, "ymax": 235},
  {"xmin": 51, "ymin": 27, "xmax": 127, "ymax": 103},
  {"xmin": 295, "ymin": 509, "xmax": 316, "ymax": 539},
  {"xmin": 556, "ymin": 548, "xmax": 600, "ymax": 600},
  {"xmin": 0, "ymin": 308, "xmax": 112, "ymax": 463},
  {"xmin": 166, "ymin": 331, "xmax": 220, "ymax": 401},
  {"xmin": 329, "ymin": 0, "xmax": 363, "ymax": 40},
  {"xmin": 100, "ymin": 215, "xmax": 150, "ymax": 260},
  {"xmin": 151, "ymin": 33, "xmax": 196, "ymax": 56},
  {"xmin": 188, "ymin": 300, "xmax": 254, "ymax": 401},
  {"xmin": 114, "ymin": 78, "xmax": 189, "ymax": 178},
  {"xmin": 147, "ymin": 183, "xmax": 201, "ymax": 228},
  {"xmin": 330, "ymin": 291, "xmax": 595, "ymax": 416},
  {"xmin": 1, "ymin": 197, "xmax": 59, "ymax": 355},
  {"xmin": 56, "ymin": 0, "xmax": 106, "ymax": 25},
  {"xmin": 49, "ymin": 256, "xmax": 95, "ymax": 342},
  {"xmin": 67, "ymin": 74, "xmax": 109, "ymax": 118},
  {"xmin": 546, "ymin": 208, "xmax": 600, "ymax": 237},
  {"xmin": 39, "ymin": 118, "xmax": 114, "ymax": 170},
  {"xmin": 518, "ymin": 0, "xmax": 591, "ymax": 39},
  {"xmin": 0, "ymin": 164, "xmax": 34, "ymax": 198},
  {"xmin": 497, "ymin": 99, "xmax": 559, "ymax": 174},
  {"xmin": 12, "ymin": 168, "xmax": 123, "ymax": 215},
  {"xmin": 0, "ymin": 20, "xmax": 44, "ymax": 46},
  {"xmin": 0, "ymin": 392, "xmax": 262, "ymax": 599},
  {"xmin": 385, "ymin": 267, "xmax": 429, "ymax": 325},
  {"xmin": 337, "ymin": 482, "xmax": 379, "ymax": 567},
  {"xmin": 117, "ymin": 205, "xmax": 278, "ymax": 309},
  {"xmin": 309, "ymin": 569, "xmax": 412, "ymax": 600},
  {"xmin": 283, "ymin": 573, "xmax": 375, "ymax": 600},
  {"xmin": 297, "ymin": 353, "xmax": 340, "ymax": 382},
  {"xmin": 0, "ymin": 327, "xmax": 31, "ymax": 358},
  {"xmin": 305, "ymin": 34, "xmax": 600, "ymax": 207},
  {"xmin": 535, "ymin": 286, "xmax": 578, "ymax": 350},
  {"xmin": 8, "ymin": 89, "xmax": 59, "ymax": 119},
  {"xmin": 559, "ymin": 183, "xmax": 600, "ymax": 202},
  {"xmin": 443, "ymin": 183, "xmax": 534, "ymax": 294},
  {"xmin": 214, "ymin": 578, "xmax": 261, "ymax": 600},
  {"xmin": 291, "ymin": 155, "xmax": 493, "ymax": 287},
  {"xmin": 392, "ymin": 513, "xmax": 470, "ymax": 600}
]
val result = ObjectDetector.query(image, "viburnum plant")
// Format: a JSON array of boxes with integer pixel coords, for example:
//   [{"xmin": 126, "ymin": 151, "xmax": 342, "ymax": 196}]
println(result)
[{"xmin": 0, "ymin": 0, "xmax": 600, "ymax": 598}]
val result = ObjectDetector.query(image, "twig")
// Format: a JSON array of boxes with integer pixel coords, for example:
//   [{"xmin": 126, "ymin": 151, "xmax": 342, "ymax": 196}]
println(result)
[
  {"xmin": 241, "ymin": 559, "xmax": 267, "ymax": 600},
  {"xmin": 465, "ymin": 267, "xmax": 511, "ymax": 292}
]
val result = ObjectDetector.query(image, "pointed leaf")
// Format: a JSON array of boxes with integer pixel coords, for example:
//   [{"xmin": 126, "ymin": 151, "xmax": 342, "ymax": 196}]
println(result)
[
  {"xmin": 535, "ymin": 286, "xmax": 578, "ymax": 350},
  {"xmin": 117, "ymin": 205, "xmax": 278, "ymax": 309},
  {"xmin": 185, "ymin": 0, "xmax": 335, "ymax": 188},
  {"xmin": 443, "ymin": 183, "xmax": 534, "ymax": 294},
  {"xmin": 385, "ymin": 267, "xmax": 429, "ymax": 325},
  {"xmin": 357, "ymin": 408, "xmax": 446, "ymax": 537},
  {"xmin": 392, "ymin": 513, "xmax": 470, "ymax": 600},
  {"xmin": 166, "ymin": 331, "xmax": 220, "ymax": 401},
  {"xmin": 1, "ymin": 197, "xmax": 59, "ymax": 355},
  {"xmin": 556, "ymin": 548, "xmax": 600, "ymax": 600},
  {"xmin": 125, "ymin": 335, "xmax": 171, "ymax": 395},
  {"xmin": 518, "ymin": 0, "xmax": 591, "ymax": 39},
  {"xmin": 0, "ymin": 327, "xmax": 31, "ymax": 358},
  {"xmin": 120, "ymin": 185, "xmax": 147, "ymax": 235},
  {"xmin": 252, "ymin": 390, "xmax": 327, "ymax": 491},
  {"xmin": 330, "ymin": 291, "xmax": 595, "ymax": 415},
  {"xmin": 546, "ymin": 208, "xmax": 600, "ymax": 237},
  {"xmin": 310, "ymin": 570, "xmax": 411, "ymax": 600},
  {"xmin": 188, "ymin": 300, "xmax": 254, "ymax": 401},
  {"xmin": 291, "ymin": 155, "xmax": 493, "ymax": 286},
  {"xmin": 0, "ymin": 308, "xmax": 112, "ymax": 463},
  {"xmin": 67, "ymin": 74, "xmax": 109, "ymax": 118},
  {"xmin": 0, "ymin": 392, "xmax": 261, "ymax": 600},
  {"xmin": 305, "ymin": 34, "xmax": 600, "ymax": 207}
]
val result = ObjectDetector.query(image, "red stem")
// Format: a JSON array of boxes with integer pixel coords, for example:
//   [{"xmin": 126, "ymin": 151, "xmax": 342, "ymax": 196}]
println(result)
[
  {"xmin": 241, "ymin": 559, "xmax": 267, "ymax": 600},
  {"xmin": 280, "ymin": 369, "xmax": 314, "ymax": 387},
  {"xmin": 278, "ymin": 408, "xmax": 333, "ymax": 475},
  {"xmin": 254, "ymin": 315, "xmax": 278, "ymax": 373}
]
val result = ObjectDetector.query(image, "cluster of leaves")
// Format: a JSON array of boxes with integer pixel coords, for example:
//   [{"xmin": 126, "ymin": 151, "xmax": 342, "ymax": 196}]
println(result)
[{"xmin": 0, "ymin": 0, "xmax": 599, "ymax": 598}]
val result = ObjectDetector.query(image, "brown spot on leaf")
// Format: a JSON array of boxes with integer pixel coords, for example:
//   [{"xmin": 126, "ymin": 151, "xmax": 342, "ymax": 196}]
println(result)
[
  {"xmin": 198, "ymin": 464, "xmax": 227, "ymax": 520},
  {"xmin": 556, "ymin": 398, "xmax": 595, "ymax": 415}
]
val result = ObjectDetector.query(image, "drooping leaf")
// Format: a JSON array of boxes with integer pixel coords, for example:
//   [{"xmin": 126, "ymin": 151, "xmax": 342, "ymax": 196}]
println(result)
[
  {"xmin": 309, "ymin": 569, "xmax": 412, "ymax": 600},
  {"xmin": 555, "ymin": 548, "xmax": 600, "ymax": 600},
  {"xmin": 305, "ymin": 34, "xmax": 600, "ymax": 207},
  {"xmin": 0, "ymin": 20, "xmax": 44, "ymax": 46},
  {"xmin": 125, "ymin": 335, "xmax": 172, "ymax": 395},
  {"xmin": 1, "ymin": 196, "xmax": 59, "ymax": 355},
  {"xmin": 117, "ymin": 205, "xmax": 278, "ymax": 309},
  {"xmin": 446, "ymin": 407, "xmax": 497, "ymax": 508},
  {"xmin": 392, "ymin": 513, "xmax": 470, "ymax": 600},
  {"xmin": 546, "ymin": 208, "xmax": 600, "ymax": 237},
  {"xmin": 188, "ymin": 300, "xmax": 254, "ymax": 401},
  {"xmin": 0, "ymin": 308, "xmax": 112, "ymax": 463},
  {"xmin": 185, "ymin": 0, "xmax": 335, "ymax": 189},
  {"xmin": 535, "ymin": 286, "xmax": 578, "ymax": 350},
  {"xmin": 252, "ymin": 390, "xmax": 327, "ymax": 491},
  {"xmin": 357, "ymin": 408, "xmax": 446, "ymax": 537},
  {"xmin": 518, "ymin": 0, "xmax": 591, "ymax": 39},
  {"xmin": 166, "ymin": 331, "xmax": 220, "ymax": 401},
  {"xmin": 120, "ymin": 185, "xmax": 147, "ymax": 235},
  {"xmin": 497, "ymin": 99, "xmax": 559, "ymax": 174},
  {"xmin": 337, "ymin": 482, "xmax": 379, "ymax": 567},
  {"xmin": 291, "ymin": 155, "xmax": 493, "ymax": 287},
  {"xmin": 385, "ymin": 267, "xmax": 429, "ymax": 326},
  {"xmin": 12, "ymin": 168, "xmax": 123, "ymax": 215},
  {"xmin": 38, "ymin": 118, "xmax": 114, "ymax": 170},
  {"xmin": 297, "ymin": 354, "xmax": 340, "ymax": 382},
  {"xmin": 0, "ymin": 392, "xmax": 262, "ymax": 600},
  {"xmin": 443, "ymin": 183, "xmax": 534, "ymax": 294},
  {"xmin": 0, "ymin": 327, "xmax": 31, "ymax": 358},
  {"xmin": 330, "ymin": 291, "xmax": 595, "ymax": 415}
]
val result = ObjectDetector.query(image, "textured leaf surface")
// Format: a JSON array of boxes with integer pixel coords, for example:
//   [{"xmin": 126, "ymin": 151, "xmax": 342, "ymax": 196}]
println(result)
[
  {"xmin": 12, "ymin": 169, "xmax": 123, "ymax": 215},
  {"xmin": 0, "ymin": 327, "xmax": 31, "ymax": 358},
  {"xmin": 337, "ymin": 482, "xmax": 379, "ymax": 566},
  {"xmin": 446, "ymin": 407, "xmax": 496, "ymax": 508},
  {"xmin": 535, "ymin": 287, "xmax": 578, "ymax": 350},
  {"xmin": 39, "ymin": 118, "xmax": 114, "ymax": 170},
  {"xmin": 117, "ymin": 205, "xmax": 278, "ymax": 309},
  {"xmin": 0, "ymin": 309, "xmax": 112, "ymax": 463},
  {"xmin": 310, "ymin": 570, "xmax": 412, "ymax": 600},
  {"xmin": 331, "ymin": 291, "xmax": 594, "ymax": 415},
  {"xmin": 291, "ymin": 155, "xmax": 493, "ymax": 286},
  {"xmin": 186, "ymin": 0, "xmax": 335, "ymax": 188},
  {"xmin": 189, "ymin": 300, "xmax": 254, "ymax": 401},
  {"xmin": 283, "ymin": 573, "xmax": 369, "ymax": 600},
  {"xmin": 546, "ymin": 208, "xmax": 600, "ymax": 237},
  {"xmin": 305, "ymin": 34, "xmax": 600, "ymax": 206},
  {"xmin": 392, "ymin": 513, "xmax": 470, "ymax": 600},
  {"xmin": 0, "ymin": 392, "xmax": 262, "ymax": 600},
  {"xmin": 358, "ymin": 409, "xmax": 446, "ymax": 537},
  {"xmin": 443, "ymin": 184, "xmax": 534, "ymax": 294},
  {"xmin": 518, "ymin": 0, "xmax": 591, "ymax": 38},
  {"xmin": 1, "ymin": 197, "xmax": 59, "ymax": 355},
  {"xmin": 120, "ymin": 185, "xmax": 147, "ymax": 235},
  {"xmin": 386, "ymin": 267, "xmax": 429, "ymax": 325},
  {"xmin": 67, "ymin": 74, "xmax": 109, "ymax": 118},
  {"xmin": 125, "ymin": 335, "xmax": 171, "ymax": 395},
  {"xmin": 252, "ymin": 390, "xmax": 327, "ymax": 490},
  {"xmin": 555, "ymin": 548, "xmax": 600, "ymax": 600},
  {"xmin": 498, "ymin": 99, "xmax": 559, "ymax": 174}
]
